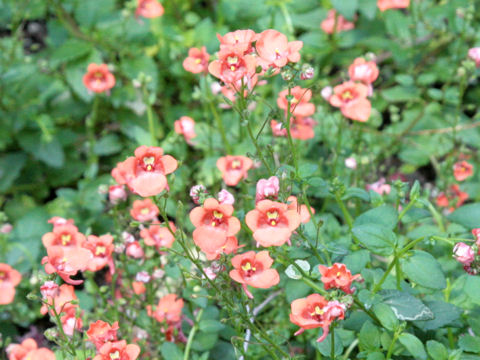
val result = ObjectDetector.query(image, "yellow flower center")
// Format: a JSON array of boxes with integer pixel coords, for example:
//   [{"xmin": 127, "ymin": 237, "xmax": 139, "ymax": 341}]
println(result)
[
  {"xmin": 96, "ymin": 246, "xmax": 106, "ymax": 255},
  {"xmin": 311, "ymin": 306, "xmax": 324, "ymax": 317},
  {"xmin": 143, "ymin": 156, "xmax": 155, "ymax": 171},
  {"xmin": 61, "ymin": 234, "xmax": 72, "ymax": 245},
  {"xmin": 140, "ymin": 208, "xmax": 150, "ymax": 215},
  {"xmin": 336, "ymin": 272, "xmax": 341, "ymax": 277},
  {"xmin": 266, "ymin": 211, "xmax": 279, "ymax": 226},
  {"xmin": 342, "ymin": 91, "xmax": 354, "ymax": 100},
  {"xmin": 241, "ymin": 262, "xmax": 256, "ymax": 272},
  {"xmin": 195, "ymin": 58, "xmax": 202, "ymax": 64},
  {"xmin": 110, "ymin": 351, "xmax": 120, "ymax": 359},
  {"xmin": 231, "ymin": 159, "xmax": 241, "ymax": 169},
  {"xmin": 211, "ymin": 211, "xmax": 223, "ymax": 227}
]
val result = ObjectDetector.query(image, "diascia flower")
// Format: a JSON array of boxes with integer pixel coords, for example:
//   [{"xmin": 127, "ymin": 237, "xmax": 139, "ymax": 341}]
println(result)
[
  {"xmin": 270, "ymin": 117, "xmax": 317, "ymax": 141},
  {"xmin": 183, "ymin": 47, "xmax": 210, "ymax": 74},
  {"xmin": 6, "ymin": 338, "xmax": 55, "ymax": 360},
  {"xmin": 83, "ymin": 64, "xmax": 115, "ymax": 93},
  {"xmin": 42, "ymin": 246, "xmax": 92, "ymax": 285},
  {"xmin": 147, "ymin": 294, "xmax": 184, "ymax": 324},
  {"xmin": 218, "ymin": 189, "xmax": 235, "ymax": 205},
  {"xmin": 109, "ymin": 185, "xmax": 127, "ymax": 205},
  {"xmin": 140, "ymin": 222, "xmax": 176, "ymax": 250},
  {"xmin": 87, "ymin": 320, "xmax": 119, "ymax": 350},
  {"xmin": 229, "ymin": 251, "xmax": 280, "ymax": 299},
  {"xmin": 377, "ymin": 0, "xmax": 410, "ymax": 12},
  {"xmin": 287, "ymin": 195, "xmax": 315, "ymax": 224},
  {"xmin": 277, "ymin": 86, "xmax": 315, "ymax": 117},
  {"xmin": 289, "ymin": 294, "xmax": 331, "ymax": 342},
  {"xmin": 189, "ymin": 198, "xmax": 241, "ymax": 254},
  {"xmin": 246, "ymin": 200, "xmax": 301, "ymax": 247},
  {"xmin": 174, "ymin": 116, "xmax": 196, "ymax": 145},
  {"xmin": 204, "ymin": 236, "xmax": 241, "ymax": 261},
  {"xmin": 217, "ymin": 29, "xmax": 257, "ymax": 54},
  {"xmin": 60, "ymin": 303, "xmax": 83, "ymax": 336},
  {"xmin": 255, "ymin": 29, "xmax": 303, "ymax": 68},
  {"xmin": 216, "ymin": 155, "xmax": 253, "ymax": 186},
  {"xmin": 42, "ymin": 223, "xmax": 86, "ymax": 248},
  {"xmin": 468, "ymin": 48, "xmax": 480, "ymax": 67},
  {"xmin": 135, "ymin": 0, "xmax": 164, "ymax": 18},
  {"xmin": 93, "ymin": 340, "xmax": 141, "ymax": 360},
  {"xmin": 453, "ymin": 161, "xmax": 474, "ymax": 181},
  {"xmin": 130, "ymin": 198, "xmax": 159, "ymax": 222},
  {"xmin": 256, "ymin": 176, "xmax": 280, "ymax": 203},
  {"xmin": 318, "ymin": 263, "xmax": 361, "ymax": 294},
  {"xmin": 208, "ymin": 44, "xmax": 257, "ymax": 84},
  {"xmin": 111, "ymin": 146, "xmax": 178, "ymax": 197},
  {"xmin": 0, "ymin": 263, "xmax": 21, "ymax": 305},
  {"xmin": 321, "ymin": 10, "xmax": 355, "ymax": 34},
  {"xmin": 41, "ymin": 284, "xmax": 77, "ymax": 315},
  {"xmin": 83, "ymin": 234, "xmax": 115, "ymax": 274},
  {"xmin": 436, "ymin": 184, "xmax": 469, "ymax": 212},
  {"xmin": 348, "ymin": 58, "xmax": 379, "ymax": 84},
  {"xmin": 329, "ymin": 81, "xmax": 371, "ymax": 122}
]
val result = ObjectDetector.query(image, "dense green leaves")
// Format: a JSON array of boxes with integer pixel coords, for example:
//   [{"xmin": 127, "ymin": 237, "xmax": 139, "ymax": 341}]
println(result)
[
  {"xmin": 380, "ymin": 290, "xmax": 434, "ymax": 321},
  {"xmin": 400, "ymin": 250, "xmax": 446, "ymax": 289},
  {"xmin": 352, "ymin": 224, "xmax": 397, "ymax": 255},
  {"xmin": 399, "ymin": 333, "xmax": 427, "ymax": 360},
  {"xmin": 448, "ymin": 203, "xmax": 480, "ymax": 229}
]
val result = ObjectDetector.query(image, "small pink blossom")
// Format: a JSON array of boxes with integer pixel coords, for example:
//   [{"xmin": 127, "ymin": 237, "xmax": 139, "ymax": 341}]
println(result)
[
  {"xmin": 135, "ymin": 271, "xmax": 151, "ymax": 283},
  {"xmin": 453, "ymin": 242, "xmax": 475, "ymax": 266},
  {"xmin": 255, "ymin": 176, "xmax": 280, "ymax": 203},
  {"xmin": 300, "ymin": 64, "xmax": 314, "ymax": 80},
  {"xmin": 122, "ymin": 232, "xmax": 135, "ymax": 244},
  {"xmin": 152, "ymin": 269, "xmax": 165, "ymax": 279},
  {"xmin": 218, "ymin": 189, "xmax": 235, "ymax": 205},
  {"xmin": 211, "ymin": 82, "xmax": 222, "ymax": 95},
  {"xmin": 324, "ymin": 300, "xmax": 346, "ymax": 321},
  {"xmin": 321, "ymin": 86, "xmax": 333, "ymax": 101},
  {"xmin": 345, "ymin": 157, "xmax": 357, "ymax": 169},
  {"xmin": 468, "ymin": 47, "xmax": 480, "ymax": 67},
  {"xmin": 126, "ymin": 241, "xmax": 144, "ymax": 259},
  {"xmin": 190, "ymin": 185, "xmax": 207, "ymax": 205},
  {"xmin": 366, "ymin": 178, "xmax": 391, "ymax": 195},
  {"xmin": 203, "ymin": 262, "xmax": 223, "ymax": 280},
  {"xmin": 0, "ymin": 223, "xmax": 12, "ymax": 234},
  {"xmin": 40, "ymin": 281, "xmax": 59, "ymax": 298},
  {"xmin": 109, "ymin": 185, "xmax": 127, "ymax": 205}
]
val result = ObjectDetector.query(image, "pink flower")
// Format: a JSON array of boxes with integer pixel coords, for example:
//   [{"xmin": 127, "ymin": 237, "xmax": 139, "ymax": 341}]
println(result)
[
  {"xmin": 324, "ymin": 300, "xmax": 346, "ymax": 321},
  {"xmin": 135, "ymin": 271, "xmax": 151, "ymax": 283},
  {"xmin": 366, "ymin": 178, "xmax": 391, "ymax": 195},
  {"xmin": 0, "ymin": 223, "xmax": 12, "ymax": 234},
  {"xmin": 321, "ymin": 10, "xmax": 355, "ymax": 34},
  {"xmin": 468, "ymin": 47, "xmax": 480, "ymax": 67},
  {"xmin": 218, "ymin": 189, "xmax": 235, "ymax": 205},
  {"xmin": 472, "ymin": 228, "xmax": 480, "ymax": 247},
  {"xmin": 255, "ymin": 29, "xmax": 303, "ymax": 69},
  {"xmin": 321, "ymin": 86, "xmax": 333, "ymax": 101},
  {"xmin": 255, "ymin": 176, "xmax": 280, "ymax": 203},
  {"xmin": 174, "ymin": 116, "xmax": 197, "ymax": 144},
  {"xmin": 183, "ymin": 47, "xmax": 210, "ymax": 74},
  {"xmin": 345, "ymin": 157, "xmax": 357, "ymax": 169},
  {"xmin": 126, "ymin": 241, "xmax": 144, "ymax": 259},
  {"xmin": 40, "ymin": 281, "xmax": 59, "ymax": 299},
  {"xmin": 109, "ymin": 185, "xmax": 127, "ymax": 205},
  {"xmin": 453, "ymin": 242, "xmax": 474, "ymax": 266},
  {"xmin": 190, "ymin": 185, "xmax": 207, "ymax": 205},
  {"xmin": 348, "ymin": 58, "xmax": 379, "ymax": 85}
]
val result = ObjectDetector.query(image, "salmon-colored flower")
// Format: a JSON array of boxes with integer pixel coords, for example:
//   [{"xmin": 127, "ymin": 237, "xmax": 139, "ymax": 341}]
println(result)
[
  {"xmin": 42, "ymin": 246, "xmax": 92, "ymax": 285},
  {"xmin": 42, "ymin": 223, "xmax": 86, "ymax": 249},
  {"xmin": 246, "ymin": 200, "xmax": 301, "ymax": 247},
  {"xmin": 126, "ymin": 241, "xmax": 144, "ymax": 259},
  {"xmin": 256, "ymin": 29, "xmax": 303, "ymax": 68},
  {"xmin": 83, "ymin": 235, "xmax": 115, "ymax": 274},
  {"xmin": 61, "ymin": 303, "xmax": 83, "ymax": 336},
  {"xmin": 229, "ymin": 251, "xmax": 280, "ymax": 298},
  {"xmin": 41, "ymin": 284, "xmax": 77, "ymax": 315},
  {"xmin": 277, "ymin": 87, "xmax": 315, "ymax": 117},
  {"xmin": 321, "ymin": 10, "xmax": 355, "ymax": 34},
  {"xmin": 289, "ymin": 294, "xmax": 331, "ymax": 342},
  {"xmin": 377, "ymin": 0, "xmax": 410, "ymax": 12},
  {"xmin": 174, "ymin": 116, "xmax": 196, "ymax": 144},
  {"xmin": 87, "ymin": 320, "xmax": 119, "ymax": 350},
  {"xmin": 0, "ymin": 263, "xmax": 21, "ymax": 305},
  {"xmin": 453, "ymin": 161, "xmax": 474, "ymax": 181},
  {"xmin": 136, "ymin": 0, "xmax": 164, "ymax": 18},
  {"xmin": 256, "ymin": 176, "xmax": 280, "ymax": 203},
  {"xmin": 40, "ymin": 281, "xmax": 59, "ymax": 299},
  {"xmin": 472, "ymin": 228, "xmax": 480, "ymax": 247},
  {"xmin": 208, "ymin": 45, "xmax": 257, "ymax": 84},
  {"xmin": 468, "ymin": 48, "xmax": 480, "ymax": 67},
  {"xmin": 83, "ymin": 64, "xmax": 115, "ymax": 93},
  {"xmin": 217, "ymin": 30, "xmax": 257, "ymax": 54},
  {"xmin": 203, "ymin": 236, "xmax": 242, "ymax": 261},
  {"xmin": 183, "ymin": 47, "xmax": 210, "ymax": 74},
  {"xmin": 132, "ymin": 281, "xmax": 146, "ymax": 295},
  {"xmin": 436, "ymin": 184, "xmax": 469, "ymax": 212},
  {"xmin": 140, "ymin": 222, "xmax": 176, "ymax": 250},
  {"xmin": 318, "ymin": 263, "xmax": 361, "ymax": 294},
  {"xmin": 348, "ymin": 58, "xmax": 379, "ymax": 84},
  {"xmin": 93, "ymin": 340, "xmax": 141, "ymax": 360},
  {"xmin": 216, "ymin": 155, "xmax": 253, "ymax": 186},
  {"xmin": 287, "ymin": 196, "xmax": 314, "ymax": 224},
  {"xmin": 366, "ymin": 178, "xmax": 391, "ymax": 195},
  {"xmin": 329, "ymin": 81, "xmax": 371, "ymax": 122},
  {"xmin": 271, "ymin": 117, "xmax": 317, "ymax": 140},
  {"xmin": 111, "ymin": 146, "xmax": 178, "ymax": 197},
  {"xmin": 6, "ymin": 339, "xmax": 55, "ymax": 360},
  {"xmin": 147, "ymin": 294, "xmax": 184, "ymax": 324},
  {"xmin": 189, "ymin": 198, "xmax": 241, "ymax": 254},
  {"xmin": 130, "ymin": 198, "xmax": 159, "ymax": 222}
]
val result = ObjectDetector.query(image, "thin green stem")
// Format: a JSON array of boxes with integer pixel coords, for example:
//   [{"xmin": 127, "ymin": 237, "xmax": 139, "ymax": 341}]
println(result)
[
  {"xmin": 386, "ymin": 330, "xmax": 400, "ymax": 360},
  {"xmin": 342, "ymin": 339, "xmax": 359, "ymax": 360},
  {"xmin": 144, "ymin": 88, "xmax": 157, "ymax": 146},
  {"xmin": 334, "ymin": 193, "xmax": 354, "ymax": 229},
  {"xmin": 246, "ymin": 119, "xmax": 273, "ymax": 175},
  {"xmin": 331, "ymin": 323, "xmax": 336, "ymax": 359},
  {"xmin": 286, "ymin": 86, "xmax": 300, "ymax": 178},
  {"xmin": 372, "ymin": 256, "xmax": 397, "ymax": 294},
  {"xmin": 184, "ymin": 309, "xmax": 204, "ymax": 360},
  {"xmin": 209, "ymin": 101, "xmax": 231, "ymax": 154}
]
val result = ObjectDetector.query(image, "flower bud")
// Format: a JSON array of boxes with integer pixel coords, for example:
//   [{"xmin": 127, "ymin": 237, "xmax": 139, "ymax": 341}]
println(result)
[
  {"xmin": 300, "ymin": 64, "xmax": 314, "ymax": 80},
  {"xmin": 255, "ymin": 176, "xmax": 280, "ymax": 203},
  {"xmin": 0, "ymin": 223, "xmax": 12, "ymax": 234},
  {"xmin": 321, "ymin": 86, "xmax": 333, "ymax": 101},
  {"xmin": 40, "ymin": 281, "xmax": 59, "ymax": 298},
  {"xmin": 109, "ymin": 185, "xmax": 127, "ymax": 205},
  {"xmin": 190, "ymin": 185, "xmax": 207, "ymax": 205},
  {"xmin": 135, "ymin": 271, "xmax": 151, "ymax": 283},
  {"xmin": 218, "ymin": 189, "xmax": 235, "ymax": 205},
  {"xmin": 126, "ymin": 241, "xmax": 144, "ymax": 259},
  {"xmin": 345, "ymin": 157, "xmax": 357, "ymax": 169},
  {"xmin": 453, "ymin": 242, "xmax": 474, "ymax": 266}
]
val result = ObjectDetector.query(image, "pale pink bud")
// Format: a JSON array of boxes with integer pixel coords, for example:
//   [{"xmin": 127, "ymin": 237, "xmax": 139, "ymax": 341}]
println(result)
[
  {"xmin": 218, "ymin": 189, "xmax": 235, "ymax": 205},
  {"xmin": 190, "ymin": 184, "xmax": 206, "ymax": 205},
  {"xmin": 300, "ymin": 65, "xmax": 314, "ymax": 80},
  {"xmin": 40, "ymin": 281, "xmax": 59, "ymax": 298},
  {"xmin": 0, "ymin": 223, "xmax": 12, "ymax": 234},
  {"xmin": 109, "ymin": 185, "xmax": 127, "ymax": 205},
  {"xmin": 152, "ymin": 269, "xmax": 165, "ymax": 279},
  {"xmin": 345, "ymin": 157, "xmax": 357, "ymax": 169},
  {"xmin": 122, "ymin": 231, "xmax": 135, "ymax": 244},
  {"xmin": 468, "ymin": 47, "xmax": 480, "ymax": 67},
  {"xmin": 324, "ymin": 300, "xmax": 346, "ymax": 321},
  {"xmin": 366, "ymin": 178, "xmax": 391, "ymax": 195},
  {"xmin": 453, "ymin": 242, "xmax": 475, "ymax": 266},
  {"xmin": 114, "ymin": 244, "xmax": 125, "ymax": 254},
  {"xmin": 126, "ymin": 241, "xmax": 144, "ymax": 259},
  {"xmin": 135, "ymin": 271, "xmax": 151, "ymax": 283},
  {"xmin": 256, "ymin": 176, "xmax": 280, "ymax": 203},
  {"xmin": 321, "ymin": 86, "xmax": 333, "ymax": 101},
  {"xmin": 203, "ymin": 261, "xmax": 222, "ymax": 280}
]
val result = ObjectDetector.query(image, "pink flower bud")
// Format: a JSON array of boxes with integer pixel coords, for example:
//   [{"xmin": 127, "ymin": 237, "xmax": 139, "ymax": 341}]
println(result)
[
  {"xmin": 211, "ymin": 82, "xmax": 222, "ymax": 95},
  {"xmin": 0, "ymin": 223, "xmax": 12, "ymax": 234},
  {"xmin": 468, "ymin": 47, "xmax": 480, "ymax": 67},
  {"xmin": 300, "ymin": 65, "xmax": 314, "ymax": 80},
  {"xmin": 122, "ymin": 231, "xmax": 135, "ymax": 244},
  {"xmin": 345, "ymin": 157, "xmax": 357, "ymax": 169},
  {"xmin": 190, "ymin": 185, "xmax": 207, "ymax": 205},
  {"xmin": 152, "ymin": 269, "xmax": 165, "ymax": 279},
  {"xmin": 109, "ymin": 185, "xmax": 127, "ymax": 205},
  {"xmin": 453, "ymin": 242, "xmax": 474, "ymax": 266},
  {"xmin": 255, "ymin": 176, "xmax": 280, "ymax": 203},
  {"xmin": 218, "ymin": 189, "xmax": 235, "ymax": 205},
  {"xmin": 135, "ymin": 271, "xmax": 151, "ymax": 283},
  {"xmin": 366, "ymin": 178, "xmax": 391, "ymax": 195},
  {"xmin": 321, "ymin": 86, "xmax": 333, "ymax": 101},
  {"xmin": 114, "ymin": 244, "xmax": 125, "ymax": 254},
  {"xmin": 324, "ymin": 300, "xmax": 346, "ymax": 321},
  {"xmin": 126, "ymin": 241, "xmax": 144, "ymax": 259},
  {"xmin": 40, "ymin": 281, "xmax": 59, "ymax": 298}
]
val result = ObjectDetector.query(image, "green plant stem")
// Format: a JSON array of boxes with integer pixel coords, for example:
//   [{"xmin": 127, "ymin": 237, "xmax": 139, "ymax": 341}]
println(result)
[
  {"xmin": 386, "ymin": 331, "xmax": 400, "ymax": 360},
  {"xmin": 372, "ymin": 256, "xmax": 398, "ymax": 294},
  {"xmin": 397, "ymin": 198, "xmax": 417, "ymax": 221},
  {"xmin": 85, "ymin": 96, "xmax": 100, "ymax": 179},
  {"xmin": 246, "ymin": 118, "xmax": 273, "ymax": 175},
  {"xmin": 334, "ymin": 193, "xmax": 354, "ymax": 229},
  {"xmin": 286, "ymin": 86, "xmax": 299, "ymax": 178},
  {"xmin": 279, "ymin": 2, "xmax": 294, "ymax": 36},
  {"xmin": 209, "ymin": 101, "xmax": 231, "ymax": 154},
  {"xmin": 331, "ymin": 323, "xmax": 336, "ymax": 359},
  {"xmin": 342, "ymin": 339, "xmax": 359, "ymax": 360},
  {"xmin": 143, "ymin": 88, "xmax": 157, "ymax": 146},
  {"xmin": 184, "ymin": 308, "xmax": 204, "ymax": 360}
]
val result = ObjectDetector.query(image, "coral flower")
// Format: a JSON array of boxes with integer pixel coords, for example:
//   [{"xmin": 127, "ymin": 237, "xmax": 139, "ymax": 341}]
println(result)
[
  {"xmin": 453, "ymin": 161, "xmax": 474, "ymax": 182},
  {"xmin": 277, "ymin": 86, "xmax": 315, "ymax": 117},
  {"xmin": 208, "ymin": 45, "xmax": 257, "ymax": 84},
  {"xmin": 287, "ymin": 195, "xmax": 314, "ymax": 224},
  {"xmin": 83, "ymin": 234, "xmax": 115, "ymax": 274},
  {"xmin": 87, "ymin": 320, "xmax": 119, "ymax": 350},
  {"xmin": 174, "ymin": 116, "xmax": 197, "ymax": 144},
  {"xmin": 147, "ymin": 294, "xmax": 184, "ymax": 324},
  {"xmin": 130, "ymin": 198, "xmax": 159, "ymax": 222},
  {"xmin": 436, "ymin": 184, "xmax": 469, "ymax": 212},
  {"xmin": 41, "ymin": 284, "xmax": 77, "ymax": 315},
  {"xmin": 61, "ymin": 303, "xmax": 83, "ymax": 336},
  {"xmin": 329, "ymin": 81, "xmax": 371, "ymax": 122},
  {"xmin": 216, "ymin": 155, "xmax": 253, "ymax": 186},
  {"xmin": 183, "ymin": 47, "xmax": 210, "ymax": 74},
  {"xmin": 217, "ymin": 30, "xmax": 257, "ymax": 53},
  {"xmin": 318, "ymin": 263, "xmax": 361, "ymax": 294},
  {"xmin": 348, "ymin": 58, "xmax": 379, "ymax": 84},
  {"xmin": 126, "ymin": 241, "xmax": 145, "ymax": 259},
  {"xmin": 189, "ymin": 198, "xmax": 241, "ymax": 254},
  {"xmin": 290, "ymin": 294, "xmax": 331, "ymax": 342},
  {"xmin": 271, "ymin": 117, "xmax": 317, "ymax": 140},
  {"xmin": 83, "ymin": 64, "xmax": 115, "ymax": 93},
  {"xmin": 245, "ymin": 200, "xmax": 301, "ymax": 247},
  {"xmin": 42, "ymin": 223, "xmax": 86, "ymax": 249},
  {"xmin": 229, "ymin": 251, "xmax": 280, "ymax": 298},
  {"xmin": 321, "ymin": 10, "xmax": 355, "ymax": 34},
  {"xmin": 135, "ymin": 0, "xmax": 164, "ymax": 18},
  {"xmin": 377, "ymin": 0, "xmax": 410, "ymax": 11},
  {"xmin": 204, "ymin": 236, "xmax": 241, "ymax": 260},
  {"xmin": 255, "ymin": 29, "xmax": 303, "ymax": 68},
  {"xmin": 111, "ymin": 146, "xmax": 178, "ymax": 197},
  {"xmin": 468, "ymin": 48, "xmax": 480, "ymax": 67},
  {"xmin": 366, "ymin": 178, "xmax": 391, "ymax": 195},
  {"xmin": 140, "ymin": 222, "xmax": 176, "ymax": 250},
  {"xmin": 473, "ymin": 228, "xmax": 480, "ymax": 247},
  {"xmin": 0, "ymin": 263, "xmax": 21, "ymax": 305},
  {"xmin": 42, "ymin": 246, "xmax": 92, "ymax": 285},
  {"xmin": 256, "ymin": 176, "xmax": 280, "ymax": 203},
  {"xmin": 93, "ymin": 340, "xmax": 141, "ymax": 360},
  {"xmin": 6, "ymin": 339, "xmax": 55, "ymax": 360}
]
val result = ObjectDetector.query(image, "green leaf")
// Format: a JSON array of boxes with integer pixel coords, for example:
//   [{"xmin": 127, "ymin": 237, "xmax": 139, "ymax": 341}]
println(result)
[
  {"xmin": 398, "ymin": 333, "xmax": 427, "ymax": 360},
  {"xmin": 93, "ymin": 134, "xmax": 122, "ymax": 156},
  {"xmin": 373, "ymin": 303, "xmax": 398, "ymax": 331},
  {"xmin": 448, "ymin": 203, "xmax": 480, "ymax": 229},
  {"xmin": 331, "ymin": 0, "xmax": 358, "ymax": 20},
  {"xmin": 160, "ymin": 342, "xmax": 183, "ymax": 360},
  {"xmin": 380, "ymin": 290, "xmax": 434, "ymax": 321},
  {"xmin": 466, "ymin": 276, "xmax": 480, "ymax": 305},
  {"xmin": 358, "ymin": 0, "xmax": 377, "ymax": 20},
  {"xmin": 315, "ymin": 330, "xmax": 343, "ymax": 356},
  {"xmin": 0, "ymin": 153, "xmax": 27, "ymax": 192},
  {"xmin": 384, "ymin": 10, "xmax": 412, "ymax": 40},
  {"xmin": 413, "ymin": 301, "xmax": 462, "ymax": 331},
  {"xmin": 459, "ymin": 335, "xmax": 480, "ymax": 354},
  {"xmin": 50, "ymin": 39, "xmax": 93, "ymax": 66},
  {"xmin": 381, "ymin": 86, "xmax": 420, "ymax": 103},
  {"xmin": 354, "ymin": 205, "xmax": 398, "ymax": 229},
  {"xmin": 400, "ymin": 250, "xmax": 446, "ymax": 289},
  {"xmin": 359, "ymin": 322, "xmax": 380, "ymax": 351},
  {"xmin": 342, "ymin": 187, "xmax": 370, "ymax": 202},
  {"xmin": 199, "ymin": 319, "xmax": 225, "ymax": 333},
  {"xmin": 285, "ymin": 279, "xmax": 311, "ymax": 302},
  {"xmin": 426, "ymin": 340, "xmax": 448, "ymax": 360},
  {"xmin": 352, "ymin": 224, "xmax": 397, "ymax": 255}
]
